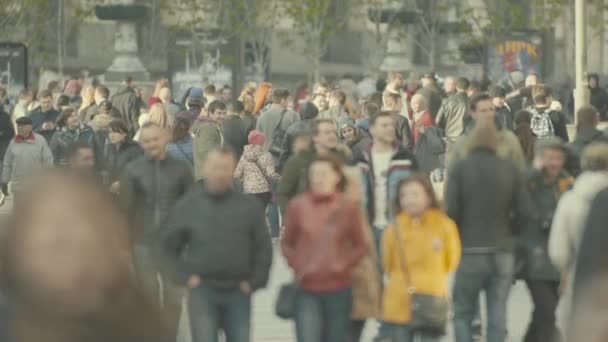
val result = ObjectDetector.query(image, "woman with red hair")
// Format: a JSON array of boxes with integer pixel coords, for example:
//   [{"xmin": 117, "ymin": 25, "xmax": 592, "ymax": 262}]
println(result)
[{"xmin": 253, "ymin": 82, "xmax": 272, "ymax": 115}]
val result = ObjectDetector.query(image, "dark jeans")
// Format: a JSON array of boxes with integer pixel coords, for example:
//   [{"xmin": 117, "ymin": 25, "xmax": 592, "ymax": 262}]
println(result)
[
  {"xmin": 268, "ymin": 182, "xmax": 281, "ymax": 238},
  {"xmin": 524, "ymin": 279, "xmax": 562, "ymax": 342},
  {"xmin": 346, "ymin": 319, "xmax": 366, "ymax": 342},
  {"xmin": 387, "ymin": 323, "xmax": 441, "ymax": 342},
  {"xmin": 253, "ymin": 192, "xmax": 272, "ymax": 208},
  {"xmin": 188, "ymin": 284, "xmax": 251, "ymax": 342},
  {"xmin": 133, "ymin": 245, "xmax": 182, "ymax": 342},
  {"xmin": 295, "ymin": 287, "xmax": 352, "ymax": 342},
  {"xmin": 453, "ymin": 252, "xmax": 515, "ymax": 342}
]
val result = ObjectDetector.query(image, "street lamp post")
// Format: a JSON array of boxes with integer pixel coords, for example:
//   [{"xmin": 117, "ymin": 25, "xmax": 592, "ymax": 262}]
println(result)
[{"xmin": 574, "ymin": 0, "xmax": 589, "ymax": 125}]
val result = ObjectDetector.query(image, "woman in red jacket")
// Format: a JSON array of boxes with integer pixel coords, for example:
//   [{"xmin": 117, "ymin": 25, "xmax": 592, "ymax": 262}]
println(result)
[{"xmin": 282, "ymin": 155, "xmax": 368, "ymax": 342}]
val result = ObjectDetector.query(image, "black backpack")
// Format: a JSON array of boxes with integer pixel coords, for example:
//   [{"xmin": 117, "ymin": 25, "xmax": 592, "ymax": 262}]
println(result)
[{"xmin": 269, "ymin": 109, "xmax": 287, "ymax": 156}]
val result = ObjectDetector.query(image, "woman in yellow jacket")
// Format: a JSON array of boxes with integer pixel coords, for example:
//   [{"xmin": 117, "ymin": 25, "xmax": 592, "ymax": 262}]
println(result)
[{"xmin": 382, "ymin": 173, "xmax": 461, "ymax": 341}]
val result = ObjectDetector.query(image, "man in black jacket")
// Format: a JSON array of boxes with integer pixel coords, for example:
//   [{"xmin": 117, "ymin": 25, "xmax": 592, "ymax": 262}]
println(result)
[
  {"xmin": 446, "ymin": 101, "xmax": 530, "ymax": 342},
  {"xmin": 111, "ymin": 78, "xmax": 141, "ymax": 137},
  {"xmin": 119, "ymin": 122, "xmax": 193, "ymax": 341},
  {"xmin": 436, "ymin": 77, "xmax": 470, "ymax": 156},
  {"xmin": 383, "ymin": 91, "xmax": 413, "ymax": 151},
  {"xmin": 164, "ymin": 146, "xmax": 272, "ymax": 342},
  {"xmin": 29, "ymin": 90, "xmax": 60, "ymax": 142}
]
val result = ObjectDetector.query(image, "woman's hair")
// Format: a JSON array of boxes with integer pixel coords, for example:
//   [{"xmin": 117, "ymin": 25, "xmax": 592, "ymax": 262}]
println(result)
[
  {"xmin": 308, "ymin": 154, "xmax": 347, "ymax": 192},
  {"xmin": 393, "ymin": 173, "xmax": 439, "ymax": 213},
  {"xmin": 152, "ymin": 79, "xmax": 169, "ymax": 98},
  {"xmin": 514, "ymin": 110, "xmax": 535, "ymax": 161},
  {"xmin": 172, "ymin": 116, "xmax": 191, "ymax": 143},
  {"xmin": 253, "ymin": 82, "xmax": 272, "ymax": 114},
  {"xmin": 56, "ymin": 107, "xmax": 77, "ymax": 128},
  {"xmin": 148, "ymin": 103, "xmax": 172, "ymax": 129},
  {"xmin": 108, "ymin": 119, "xmax": 129, "ymax": 135},
  {"xmin": 79, "ymin": 86, "xmax": 95, "ymax": 109}
]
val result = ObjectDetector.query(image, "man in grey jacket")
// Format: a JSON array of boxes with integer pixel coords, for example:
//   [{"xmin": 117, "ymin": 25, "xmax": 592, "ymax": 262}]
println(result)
[
  {"xmin": 1, "ymin": 116, "xmax": 53, "ymax": 201},
  {"xmin": 255, "ymin": 88, "xmax": 299, "ymax": 161}
]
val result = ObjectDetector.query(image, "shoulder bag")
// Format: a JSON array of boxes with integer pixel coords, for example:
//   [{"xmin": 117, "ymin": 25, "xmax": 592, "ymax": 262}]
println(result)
[{"xmin": 394, "ymin": 225, "xmax": 449, "ymax": 334}]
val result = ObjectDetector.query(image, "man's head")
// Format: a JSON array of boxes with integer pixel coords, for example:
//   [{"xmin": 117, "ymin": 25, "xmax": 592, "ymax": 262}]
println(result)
[
  {"xmin": 534, "ymin": 137, "xmax": 566, "ymax": 179},
  {"xmin": 576, "ymin": 105, "xmax": 600, "ymax": 130},
  {"xmin": 383, "ymin": 92, "xmax": 402, "ymax": 112},
  {"xmin": 19, "ymin": 89, "xmax": 34, "ymax": 103},
  {"xmin": 470, "ymin": 93, "xmax": 495, "ymax": 121},
  {"xmin": 525, "ymin": 73, "xmax": 540, "ymax": 87},
  {"xmin": 370, "ymin": 111, "xmax": 396, "ymax": 145},
  {"xmin": 456, "ymin": 77, "xmax": 469, "ymax": 93},
  {"xmin": 588, "ymin": 74, "xmax": 600, "ymax": 89},
  {"xmin": 313, "ymin": 81, "xmax": 330, "ymax": 97},
  {"xmin": 94, "ymin": 86, "xmax": 110, "ymax": 105},
  {"xmin": 202, "ymin": 147, "xmax": 237, "ymax": 194},
  {"xmin": 489, "ymin": 86, "xmax": 507, "ymax": 108},
  {"xmin": 410, "ymin": 94, "xmax": 428, "ymax": 113},
  {"xmin": 421, "ymin": 73, "xmax": 436, "ymax": 87},
  {"xmin": 312, "ymin": 119, "xmax": 338, "ymax": 151},
  {"xmin": 139, "ymin": 122, "xmax": 168, "ymax": 160},
  {"xmin": 67, "ymin": 142, "xmax": 95, "ymax": 170},
  {"xmin": 207, "ymin": 100, "xmax": 227, "ymax": 124},
  {"xmin": 38, "ymin": 90, "xmax": 53, "ymax": 112},
  {"xmin": 362, "ymin": 101, "xmax": 380, "ymax": 119},
  {"xmin": 312, "ymin": 94, "xmax": 328, "ymax": 112},
  {"xmin": 221, "ymin": 86, "xmax": 233, "ymax": 103},
  {"xmin": 15, "ymin": 117, "xmax": 33, "ymax": 138},
  {"xmin": 56, "ymin": 108, "xmax": 80, "ymax": 130},
  {"xmin": 158, "ymin": 87, "xmax": 172, "ymax": 103},
  {"xmin": 443, "ymin": 76, "xmax": 457, "ymax": 94},
  {"xmin": 227, "ymin": 100, "xmax": 245, "ymax": 116},
  {"xmin": 532, "ymin": 84, "xmax": 550, "ymax": 106},
  {"xmin": 328, "ymin": 90, "xmax": 346, "ymax": 108},
  {"xmin": 339, "ymin": 118, "xmax": 357, "ymax": 144},
  {"xmin": 108, "ymin": 120, "xmax": 129, "ymax": 145},
  {"xmin": 271, "ymin": 88, "xmax": 290, "ymax": 108},
  {"xmin": 204, "ymin": 85, "xmax": 216, "ymax": 102},
  {"xmin": 388, "ymin": 71, "xmax": 404, "ymax": 90}
]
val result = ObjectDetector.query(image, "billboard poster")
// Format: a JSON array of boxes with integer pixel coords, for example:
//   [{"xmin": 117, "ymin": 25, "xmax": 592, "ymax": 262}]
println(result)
[
  {"xmin": 0, "ymin": 43, "xmax": 27, "ymax": 100},
  {"xmin": 486, "ymin": 33, "xmax": 543, "ymax": 89}
]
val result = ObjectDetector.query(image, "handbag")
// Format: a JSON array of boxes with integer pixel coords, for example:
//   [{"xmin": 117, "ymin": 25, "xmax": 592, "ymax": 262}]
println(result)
[
  {"xmin": 274, "ymin": 200, "xmax": 343, "ymax": 320},
  {"xmin": 394, "ymin": 225, "xmax": 449, "ymax": 334}
]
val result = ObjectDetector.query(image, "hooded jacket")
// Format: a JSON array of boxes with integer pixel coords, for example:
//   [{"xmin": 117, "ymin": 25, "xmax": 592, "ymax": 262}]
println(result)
[{"xmin": 234, "ymin": 145, "xmax": 279, "ymax": 194}]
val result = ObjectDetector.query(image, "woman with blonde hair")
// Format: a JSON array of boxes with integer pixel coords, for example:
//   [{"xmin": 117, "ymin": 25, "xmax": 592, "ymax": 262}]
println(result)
[
  {"xmin": 148, "ymin": 79, "xmax": 169, "ymax": 109},
  {"xmin": 148, "ymin": 103, "xmax": 173, "ymax": 129},
  {"xmin": 78, "ymin": 85, "xmax": 96, "ymax": 122}
]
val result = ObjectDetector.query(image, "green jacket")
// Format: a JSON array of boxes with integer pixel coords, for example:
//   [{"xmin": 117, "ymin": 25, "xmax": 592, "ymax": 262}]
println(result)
[
  {"xmin": 521, "ymin": 169, "xmax": 573, "ymax": 280},
  {"xmin": 192, "ymin": 118, "xmax": 222, "ymax": 180}
]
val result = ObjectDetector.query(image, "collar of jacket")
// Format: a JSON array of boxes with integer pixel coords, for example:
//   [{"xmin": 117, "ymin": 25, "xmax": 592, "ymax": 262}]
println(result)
[
  {"xmin": 15, "ymin": 133, "xmax": 35, "ymax": 142},
  {"xmin": 360, "ymin": 143, "xmax": 402, "ymax": 163}
]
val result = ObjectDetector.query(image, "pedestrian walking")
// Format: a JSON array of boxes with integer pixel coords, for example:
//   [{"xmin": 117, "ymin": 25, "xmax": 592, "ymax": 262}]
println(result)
[
  {"xmin": 176, "ymin": 87, "xmax": 204, "ymax": 124},
  {"xmin": 119, "ymin": 122, "xmax": 193, "ymax": 341},
  {"xmin": 164, "ymin": 146, "xmax": 273, "ymax": 342},
  {"xmin": 529, "ymin": 85, "xmax": 569, "ymax": 141},
  {"xmin": 514, "ymin": 110, "xmax": 537, "ymax": 163},
  {"xmin": 234, "ymin": 130, "xmax": 280, "ymax": 208},
  {"xmin": 78, "ymin": 85, "xmax": 96, "ymax": 122},
  {"xmin": 409, "ymin": 93, "xmax": 435, "ymax": 148},
  {"xmin": 29, "ymin": 90, "xmax": 60, "ymax": 142},
  {"xmin": 382, "ymin": 174, "xmax": 461, "ymax": 342},
  {"xmin": 255, "ymin": 88, "xmax": 300, "ymax": 163},
  {"xmin": 436, "ymin": 77, "xmax": 469, "ymax": 157},
  {"xmin": 167, "ymin": 116, "xmax": 194, "ymax": 169},
  {"xmin": 490, "ymin": 86, "xmax": 514, "ymax": 131},
  {"xmin": 223, "ymin": 101, "xmax": 249, "ymax": 160},
  {"xmin": 278, "ymin": 101, "xmax": 319, "ymax": 172},
  {"xmin": 192, "ymin": 100, "xmax": 226, "ymax": 180},
  {"xmin": 383, "ymin": 92, "xmax": 413, "ymax": 151},
  {"xmin": 103, "ymin": 119, "xmax": 142, "ymax": 194},
  {"xmin": 565, "ymin": 105, "xmax": 608, "ymax": 176},
  {"xmin": 148, "ymin": 79, "xmax": 169, "ymax": 109},
  {"xmin": 446, "ymin": 115, "xmax": 531, "ymax": 342},
  {"xmin": 549, "ymin": 143, "xmax": 608, "ymax": 335},
  {"xmin": 111, "ymin": 77, "xmax": 141, "ymax": 137},
  {"xmin": 587, "ymin": 73, "xmax": 608, "ymax": 120},
  {"xmin": 1, "ymin": 116, "xmax": 53, "ymax": 200},
  {"xmin": 282, "ymin": 155, "xmax": 368, "ymax": 342},
  {"xmin": 417, "ymin": 73, "xmax": 442, "ymax": 118},
  {"xmin": 339, "ymin": 117, "xmax": 371, "ymax": 159},
  {"xmin": 253, "ymin": 82, "xmax": 272, "ymax": 115},
  {"xmin": 49, "ymin": 108, "xmax": 97, "ymax": 167},
  {"xmin": 520, "ymin": 138, "xmax": 572, "ymax": 342}
]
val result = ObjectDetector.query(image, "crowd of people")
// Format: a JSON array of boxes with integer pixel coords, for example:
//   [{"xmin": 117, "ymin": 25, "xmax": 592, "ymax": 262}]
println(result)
[{"xmin": 0, "ymin": 70, "xmax": 607, "ymax": 342}]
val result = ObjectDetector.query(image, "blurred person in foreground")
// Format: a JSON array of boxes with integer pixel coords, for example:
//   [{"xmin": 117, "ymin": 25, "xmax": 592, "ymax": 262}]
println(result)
[
  {"xmin": 282, "ymin": 155, "xmax": 368, "ymax": 342},
  {"xmin": 565, "ymin": 105, "xmax": 608, "ymax": 176},
  {"xmin": 164, "ymin": 147, "xmax": 272, "ymax": 342},
  {"xmin": 1, "ymin": 172, "xmax": 165, "ymax": 342},
  {"xmin": 549, "ymin": 143, "xmax": 608, "ymax": 336},
  {"xmin": 119, "ymin": 122, "xmax": 193, "ymax": 341},
  {"xmin": 446, "ymin": 116, "xmax": 530, "ymax": 342}
]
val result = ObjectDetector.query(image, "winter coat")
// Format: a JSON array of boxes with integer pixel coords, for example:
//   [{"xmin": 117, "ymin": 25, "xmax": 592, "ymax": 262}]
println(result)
[
  {"xmin": 119, "ymin": 155, "xmax": 193, "ymax": 244},
  {"xmin": 411, "ymin": 111, "xmax": 435, "ymax": 147},
  {"xmin": 222, "ymin": 114, "xmax": 248, "ymax": 160},
  {"xmin": 234, "ymin": 145, "xmax": 279, "ymax": 194},
  {"xmin": 49, "ymin": 124, "xmax": 97, "ymax": 167},
  {"xmin": 566, "ymin": 127, "xmax": 608, "ymax": 176},
  {"xmin": 104, "ymin": 140, "xmax": 142, "ymax": 184},
  {"xmin": 356, "ymin": 145, "xmax": 418, "ymax": 227},
  {"xmin": 382, "ymin": 210, "xmax": 461, "ymax": 323},
  {"xmin": 590, "ymin": 87, "xmax": 608, "ymax": 120},
  {"xmin": 436, "ymin": 92, "xmax": 469, "ymax": 140},
  {"xmin": 167, "ymin": 135, "xmax": 194, "ymax": 168},
  {"xmin": 282, "ymin": 192, "xmax": 368, "ymax": 292},
  {"xmin": 192, "ymin": 117, "xmax": 223, "ymax": 180},
  {"xmin": 445, "ymin": 147, "xmax": 531, "ymax": 253},
  {"xmin": 1, "ymin": 133, "xmax": 54, "ymax": 193},
  {"xmin": 414, "ymin": 126, "xmax": 446, "ymax": 173},
  {"xmin": 111, "ymin": 87, "xmax": 141, "ymax": 137},
  {"xmin": 255, "ymin": 104, "xmax": 299, "ymax": 152},
  {"xmin": 30, "ymin": 109, "xmax": 60, "ymax": 142},
  {"xmin": 393, "ymin": 113, "xmax": 413, "ymax": 152},
  {"xmin": 520, "ymin": 170, "xmax": 573, "ymax": 280},
  {"xmin": 0, "ymin": 111, "xmax": 15, "ymax": 159},
  {"xmin": 163, "ymin": 184, "xmax": 272, "ymax": 290}
]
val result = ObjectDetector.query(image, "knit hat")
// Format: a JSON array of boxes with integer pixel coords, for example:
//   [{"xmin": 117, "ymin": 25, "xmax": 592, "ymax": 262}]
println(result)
[
  {"xmin": 15, "ymin": 116, "xmax": 33, "ymax": 126},
  {"xmin": 188, "ymin": 87, "xmax": 204, "ymax": 106},
  {"xmin": 248, "ymin": 130, "xmax": 266, "ymax": 145}
]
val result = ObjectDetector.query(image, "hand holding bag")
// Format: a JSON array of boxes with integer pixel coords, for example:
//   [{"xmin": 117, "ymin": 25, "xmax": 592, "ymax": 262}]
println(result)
[{"xmin": 394, "ymin": 225, "xmax": 449, "ymax": 334}]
